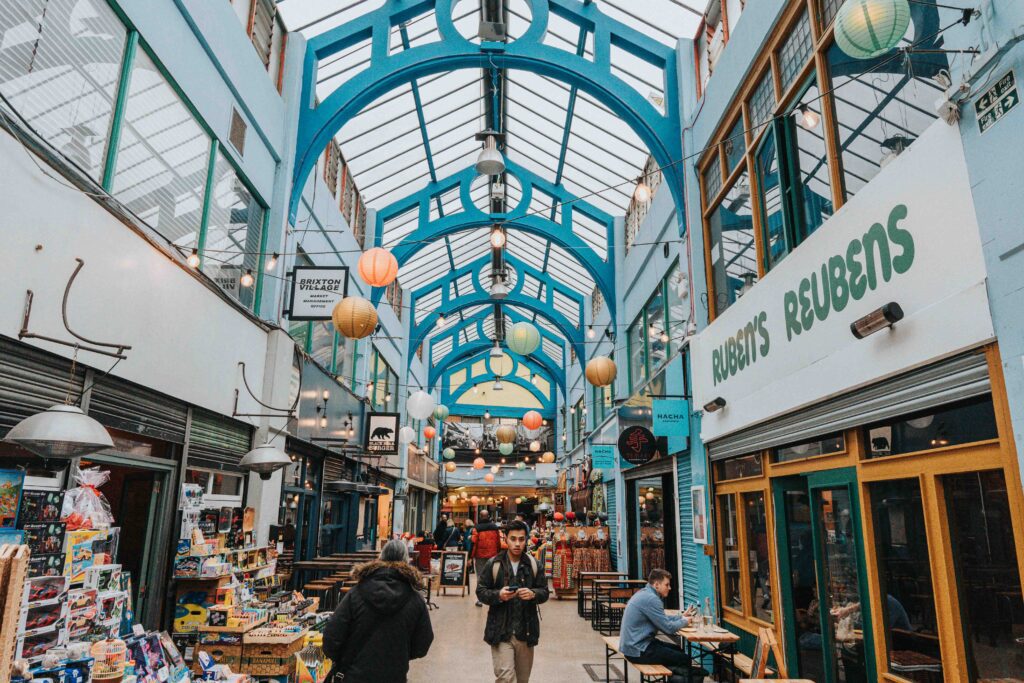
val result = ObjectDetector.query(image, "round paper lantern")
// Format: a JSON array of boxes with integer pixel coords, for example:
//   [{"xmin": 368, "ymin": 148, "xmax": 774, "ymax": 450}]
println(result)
[
  {"xmin": 516, "ymin": 461, "xmax": 526, "ymax": 471},
  {"xmin": 522, "ymin": 410, "xmax": 542, "ymax": 431},
  {"xmin": 433, "ymin": 404, "xmax": 449, "ymax": 421},
  {"xmin": 490, "ymin": 465, "xmax": 500, "ymax": 474},
  {"xmin": 472, "ymin": 457, "xmax": 485, "ymax": 469},
  {"xmin": 442, "ymin": 447, "xmax": 455, "ymax": 460},
  {"xmin": 399, "ymin": 426, "xmax": 416, "ymax": 443},
  {"xmin": 407, "ymin": 391, "xmax": 435, "ymax": 420},
  {"xmin": 541, "ymin": 451, "xmax": 555, "ymax": 464},
  {"xmin": 449, "ymin": 494, "xmax": 458, "ymax": 503},
  {"xmin": 444, "ymin": 461, "xmax": 457, "ymax": 472},
  {"xmin": 498, "ymin": 442, "xmax": 514, "ymax": 456},
  {"xmin": 496, "ymin": 425, "xmax": 517, "ymax": 444},
  {"xmin": 357, "ymin": 247, "xmax": 399, "ymax": 287},
  {"xmin": 470, "ymin": 496, "xmax": 480, "ymax": 505},
  {"xmin": 332, "ymin": 296, "xmax": 377, "ymax": 339},
  {"xmin": 835, "ymin": 0, "xmax": 910, "ymax": 60},
  {"xmin": 553, "ymin": 512, "xmax": 564, "ymax": 522},
  {"xmin": 506, "ymin": 321, "xmax": 541, "ymax": 355},
  {"xmin": 515, "ymin": 497, "xmax": 523, "ymax": 504},
  {"xmin": 585, "ymin": 355, "xmax": 617, "ymax": 387},
  {"xmin": 423, "ymin": 426, "xmax": 436, "ymax": 440},
  {"xmin": 484, "ymin": 473, "xmax": 495, "ymax": 483},
  {"xmin": 529, "ymin": 440, "xmax": 541, "ymax": 452},
  {"xmin": 566, "ymin": 511, "xmax": 576, "ymax": 521}
]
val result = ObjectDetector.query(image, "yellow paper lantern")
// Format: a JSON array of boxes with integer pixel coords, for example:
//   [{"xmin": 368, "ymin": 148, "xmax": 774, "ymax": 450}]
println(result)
[
  {"xmin": 496, "ymin": 425, "xmax": 517, "ymax": 444},
  {"xmin": 332, "ymin": 296, "xmax": 378, "ymax": 339},
  {"xmin": 444, "ymin": 461, "xmax": 457, "ymax": 472},
  {"xmin": 585, "ymin": 355, "xmax": 617, "ymax": 387},
  {"xmin": 357, "ymin": 247, "xmax": 399, "ymax": 287},
  {"xmin": 541, "ymin": 451, "xmax": 555, "ymax": 463}
]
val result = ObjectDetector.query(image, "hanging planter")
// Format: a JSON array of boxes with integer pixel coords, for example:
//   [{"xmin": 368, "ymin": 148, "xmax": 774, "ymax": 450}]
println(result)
[
  {"xmin": 357, "ymin": 247, "xmax": 399, "ymax": 287},
  {"xmin": 522, "ymin": 410, "xmax": 542, "ymax": 431},
  {"xmin": 506, "ymin": 321, "xmax": 541, "ymax": 355},
  {"xmin": 834, "ymin": 0, "xmax": 910, "ymax": 59},
  {"xmin": 585, "ymin": 355, "xmax": 617, "ymax": 387},
  {"xmin": 332, "ymin": 296, "xmax": 378, "ymax": 339}
]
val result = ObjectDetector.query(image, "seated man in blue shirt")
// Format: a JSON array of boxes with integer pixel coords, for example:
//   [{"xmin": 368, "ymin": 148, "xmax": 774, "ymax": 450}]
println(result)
[{"xmin": 619, "ymin": 569, "xmax": 702, "ymax": 683}]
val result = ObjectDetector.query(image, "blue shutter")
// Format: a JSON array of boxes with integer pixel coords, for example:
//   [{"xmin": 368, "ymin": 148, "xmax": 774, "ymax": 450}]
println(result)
[
  {"xmin": 677, "ymin": 455, "xmax": 699, "ymax": 607},
  {"xmin": 606, "ymin": 482, "xmax": 617, "ymax": 570}
]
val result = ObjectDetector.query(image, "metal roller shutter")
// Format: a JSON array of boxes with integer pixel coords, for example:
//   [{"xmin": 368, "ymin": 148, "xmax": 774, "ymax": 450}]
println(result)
[
  {"xmin": 0, "ymin": 337, "xmax": 84, "ymax": 435},
  {"xmin": 676, "ymin": 455, "xmax": 699, "ymax": 608},
  {"xmin": 623, "ymin": 455, "xmax": 675, "ymax": 480},
  {"xmin": 89, "ymin": 375, "xmax": 188, "ymax": 443},
  {"xmin": 324, "ymin": 455, "xmax": 349, "ymax": 482},
  {"xmin": 709, "ymin": 350, "xmax": 991, "ymax": 461},
  {"xmin": 187, "ymin": 409, "xmax": 254, "ymax": 472},
  {"xmin": 606, "ymin": 482, "xmax": 617, "ymax": 570}
]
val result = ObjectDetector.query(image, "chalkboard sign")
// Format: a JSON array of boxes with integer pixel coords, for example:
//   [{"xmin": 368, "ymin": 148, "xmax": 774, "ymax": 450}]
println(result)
[{"xmin": 439, "ymin": 551, "xmax": 468, "ymax": 595}]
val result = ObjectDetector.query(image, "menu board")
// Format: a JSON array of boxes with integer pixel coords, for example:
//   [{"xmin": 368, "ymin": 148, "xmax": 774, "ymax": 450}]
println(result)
[{"xmin": 439, "ymin": 551, "xmax": 468, "ymax": 588}]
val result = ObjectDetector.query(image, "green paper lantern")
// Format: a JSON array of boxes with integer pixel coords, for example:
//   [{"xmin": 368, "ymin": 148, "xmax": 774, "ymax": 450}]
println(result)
[
  {"xmin": 442, "ymin": 447, "xmax": 455, "ymax": 460},
  {"xmin": 516, "ymin": 461, "xmax": 526, "ymax": 471},
  {"xmin": 506, "ymin": 321, "xmax": 541, "ymax": 356},
  {"xmin": 498, "ymin": 442, "xmax": 514, "ymax": 456},
  {"xmin": 835, "ymin": 0, "xmax": 910, "ymax": 60},
  {"xmin": 433, "ymin": 404, "xmax": 449, "ymax": 421}
]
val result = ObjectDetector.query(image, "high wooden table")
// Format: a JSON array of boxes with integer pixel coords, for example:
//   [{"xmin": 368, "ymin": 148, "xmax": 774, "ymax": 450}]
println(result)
[
  {"xmin": 577, "ymin": 571, "xmax": 628, "ymax": 618},
  {"xmin": 676, "ymin": 625, "xmax": 740, "ymax": 683}
]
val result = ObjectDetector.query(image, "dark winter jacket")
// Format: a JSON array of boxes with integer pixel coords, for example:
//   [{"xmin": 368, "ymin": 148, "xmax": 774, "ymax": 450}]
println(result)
[
  {"xmin": 323, "ymin": 560, "xmax": 434, "ymax": 683},
  {"xmin": 476, "ymin": 551, "xmax": 549, "ymax": 647},
  {"xmin": 472, "ymin": 521, "xmax": 504, "ymax": 559}
]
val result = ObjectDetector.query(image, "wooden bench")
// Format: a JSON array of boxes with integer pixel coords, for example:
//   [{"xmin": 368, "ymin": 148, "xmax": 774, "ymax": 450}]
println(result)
[{"xmin": 603, "ymin": 636, "xmax": 674, "ymax": 683}]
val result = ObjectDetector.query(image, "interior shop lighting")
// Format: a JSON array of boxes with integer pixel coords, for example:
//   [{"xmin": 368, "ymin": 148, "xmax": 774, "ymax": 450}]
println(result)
[
  {"xmin": 703, "ymin": 397, "xmax": 727, "ymax": 413},
  {"xmin": 240, "ymin": 270, "xmax": 255, "ymax": 288},
  {"xmin": 795, "ymin": 104, "xmax": 820, "ymax": 130},
  {"xmin": 490, "ymin": 340, "xmax": 503, "ymax": 359},
  {"xmin": 436, "ymin": 315, "xmax": 446, "ymax": 328},
  {"xmin": 265, "ymin": 253, "xmax": 279, "ymax": 272},
  {"xmin": 851, "ymin": 302, "xmax": 904, "ymax": 339},
  {"xmin": 490, "ymin": 272, "xmax": 509, "ymax": 299},
  {"xmin": 493, "ymin": 378, "xmax": 504, "ymax": 391},
  {"xmin": 483, "ymin": 411, "xmax": 490, "ymax": 420},
  {"xmin": 187, "ymin": 249, "xmax": 201, "ymax": 269}
]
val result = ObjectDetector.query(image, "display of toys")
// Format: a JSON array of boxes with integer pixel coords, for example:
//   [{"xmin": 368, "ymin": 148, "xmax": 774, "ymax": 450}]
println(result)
[
  {"xmin": 19, "ymin": 490, "xmax": 65, "ymax": 524},
  {"xmin": 16, "ymin": 627, "xmax": 66, "ymax": 663},
  {"xmin": 18, "ymin": 601, "xmax": 68, "ymax": 632},
  {"xmin": 27, "ymin": 553, "xmax": 66, "ymax": 579},
  {"xmin": 84, "ymin": 564, "xmax": 122, "ymax": 592},
  {"xmin": 23, "ymin": 575, "xmax": 69, "ymax": 603},
  {"xmin": 90, "ymin": 638, "xmax": 128, "ymax": 680},
  {"xmin": 23, "ymin": 522, "xmax": 67, "ymax": 555},
  {"xmin": 98, "ymin": 591, "xmax": 127, "ymax": 623},
  {"xmin": 68, "ymin": 587, "xmax": 98, "ymax": 612}
]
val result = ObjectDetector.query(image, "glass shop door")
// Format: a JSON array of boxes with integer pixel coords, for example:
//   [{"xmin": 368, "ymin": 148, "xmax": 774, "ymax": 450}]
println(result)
[{"xmin": 774, "ymin": 468, "xmax": 877, "ymax": 683}]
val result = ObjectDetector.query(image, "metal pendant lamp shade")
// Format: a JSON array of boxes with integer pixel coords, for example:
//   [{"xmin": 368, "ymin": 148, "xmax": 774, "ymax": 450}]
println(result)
[
  {"xmin": 506, "ymin": 321, "xmax": 540, "ymax": 356},
  {"xmin": 475, "ymin": 135, "xmax": 505, "ymax": 176},
  {"xmin": 5, "ymin": 404, "xmax": 113, "ymax": 460},
  {"xmin": 357, "ymin": 247, "xmax": 399, "ymax": 288},
  {"xmin": 332, "ymin": 296, "xmax": 378, "ymax": 339},
  {"xmin": 834, "ymin": 0, "xmax": 910, "ymax": 59},
  {"xmin": 238, "ymin": 443, "xmax": 292, "ymax": 480}
]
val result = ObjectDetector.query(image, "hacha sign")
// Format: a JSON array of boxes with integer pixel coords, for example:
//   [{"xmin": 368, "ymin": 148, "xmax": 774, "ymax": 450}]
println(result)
[{"xmin": 691, "ymin": 122, "xmax": 994, "ymax": 442}]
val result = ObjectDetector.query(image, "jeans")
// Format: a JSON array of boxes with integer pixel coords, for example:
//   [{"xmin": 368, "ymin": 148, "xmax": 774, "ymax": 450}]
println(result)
[{"xmin": 631, "ymin": 639, "xmax": 694, "ymax": 682}]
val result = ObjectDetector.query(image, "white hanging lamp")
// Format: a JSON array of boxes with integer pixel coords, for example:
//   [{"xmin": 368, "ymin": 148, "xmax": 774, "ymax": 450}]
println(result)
[
  {"xmin": 5, "ymin": 404, "xmax": 113, "ymax": 461},
  {"xmin": 239, "ymin": 442, "xmax": 292, "ymax": 481},
  {"xmin": 475, "ymin": 132, "xmax": 506, "ymax": 176}
]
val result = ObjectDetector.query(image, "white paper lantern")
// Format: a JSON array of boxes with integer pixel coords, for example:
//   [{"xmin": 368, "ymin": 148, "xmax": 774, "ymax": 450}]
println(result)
[
  {"xmin": 835, "ymin": 0, "xmax": 911, "ymax": 60},
  {"xmin": 399, "ymin": 426, "xmax": 417, "ymax": 443},
  {"xmin": 407, "ymin": 391, "xmax": 436, "ymax": 420}
]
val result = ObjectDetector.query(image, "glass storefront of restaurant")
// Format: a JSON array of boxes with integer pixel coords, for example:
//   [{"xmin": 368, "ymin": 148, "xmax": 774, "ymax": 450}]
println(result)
[{"xmin": 709, "ymin": 346, "xmax": 1024, "ymax": 682}]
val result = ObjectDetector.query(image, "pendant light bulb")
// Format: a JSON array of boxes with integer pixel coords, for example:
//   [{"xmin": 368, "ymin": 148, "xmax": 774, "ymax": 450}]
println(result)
[
  {"xmin": 187, "ymin": 249, "xmax": 201, "ymax": 269},
  {"xmin": 490, "ymin": 227, "xmax": 506, "ymax": 249},
  {"xmin": 266, "ymin": 253, "xmax": 279, "ymax": 272},
  {"xmin": 484, "ymin": 410, "xmax": 490, "ymax": 419},
  {"xmin": 796, "ymin": 104, "xmax": 820, "ymax": 130},
  {"xmin": 587, "ymin": 325, "xmax": 595, "ymax": 339},
  {"xmin": 634, "ymin": 180, "xmax": 652, "ymax": 203},
  {"xmin": 240, "ymin": 270, "xmax": 255, "ymax": 288}
]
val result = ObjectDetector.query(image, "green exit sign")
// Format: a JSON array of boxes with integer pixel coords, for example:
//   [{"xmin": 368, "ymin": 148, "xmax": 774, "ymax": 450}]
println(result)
[{"xmin": 976, "ymin": 70, "xmax": 1019, "ymax": 134}]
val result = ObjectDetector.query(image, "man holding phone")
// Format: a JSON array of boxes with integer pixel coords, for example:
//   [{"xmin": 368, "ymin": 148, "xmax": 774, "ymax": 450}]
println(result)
[
  {"xmin": 619, "ymin": 569, "xmax": 704, "ymax": 682},
  {"xmin": 476, "ymin": 520, "xmax": 549, "ymax": 682}
]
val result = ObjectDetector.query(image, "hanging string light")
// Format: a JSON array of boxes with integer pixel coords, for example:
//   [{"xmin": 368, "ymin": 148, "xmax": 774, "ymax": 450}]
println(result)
[
  {"xmin": 265, "ymin": 253, "xmax": 279, "ymax": 272},
  {"xmin": 240, "ymin": 270, "xmax": 255, "ymax": 288},
  {"xmin": 187, "ymin": 249, "xmax": 200, "ymax": 269},
  {"xmin": 795, "ymin": 104, "xmax": 820, "ymax": 130}
]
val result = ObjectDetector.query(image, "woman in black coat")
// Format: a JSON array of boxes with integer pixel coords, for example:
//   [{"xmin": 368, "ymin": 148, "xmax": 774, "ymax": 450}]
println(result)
[{"xmin": 323, "ymin": 540, "xmax": 434, "ymax": 682}]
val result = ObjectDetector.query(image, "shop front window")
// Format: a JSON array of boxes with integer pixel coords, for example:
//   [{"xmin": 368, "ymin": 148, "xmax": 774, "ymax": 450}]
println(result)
[
  {"xmin": 664, "ymin": 262, "xmax": 688, "ymax": 357},
  {"xmin": 869, "ymin": 479, "xmax": 942, "ymax": 681},
  {"xmin": 944, "ymin": 469, "xmax": 1024, "ymax": 681},
  {"xmin": 720, "ymin": 493, "xmax": 741, "ymax": 611},
  {"xmin": 865, "ymin": 396, "xmax": 998, "ymax": 458},
  {"xmin": 645, "ymin": 284, "xmax": 667, "ymax": 370},
  {"xmin": 707, "ymin": 172, "xmax": 756, "ymax": 315},
  {"xmin": 714, "ymin": 452, "xmax": 763, "ymax": 481},
  {"xmin": 637, "ymin": 479, "xmax": 666, "ymax": 578},
  {"xmin": 744, "ymin": 491, "xmax": 773, "ymax": 623},
  {"xmin": 775, "ymin": 433, "xmax": 845, "ymax": 462}
]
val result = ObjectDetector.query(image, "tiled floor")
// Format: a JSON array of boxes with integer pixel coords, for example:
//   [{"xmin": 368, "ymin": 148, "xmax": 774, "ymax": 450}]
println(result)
[{"xmin": 408, "ymin": 576, "xmax": 621, "ymax": 682}]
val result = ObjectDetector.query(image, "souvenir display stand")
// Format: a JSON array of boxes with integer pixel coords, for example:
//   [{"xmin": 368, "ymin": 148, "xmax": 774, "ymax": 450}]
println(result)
[{"xmin": 569, "ymin": 525, "xmax": 612, "ymax": 580}]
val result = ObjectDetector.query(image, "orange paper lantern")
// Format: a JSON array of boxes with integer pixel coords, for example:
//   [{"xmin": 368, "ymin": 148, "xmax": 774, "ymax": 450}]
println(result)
[
  {"xmin": 444, "ymin": 461, "xmax": 457, "ymax": 472},
  {"xmin": 473, "ymin": 457, "xmax": 485, "ymax": 469},
  {"xmin": 484, "ymin": 473, "xmax": 495, "ymax": 483},
  {"xmin": 585, "ymin": 355, "xmax": 617, "ymax": 387},
  {"xmin": 423, "ymin": 426, "xmax": 436, "ymax": 440},
  {"xmin": 470, "ymin": 496, "xmax": 480, "ymax": 505},
  {"xmin": 522, "ymin": 410, "xmax": 542, "ymax": 430},
  {"xmin": 332, "ymin": 296, "xmax": 378, "ymax": 339},
  {"xmin": 357, "ymin": 247, "xmax": 399, "ymax": 287}
]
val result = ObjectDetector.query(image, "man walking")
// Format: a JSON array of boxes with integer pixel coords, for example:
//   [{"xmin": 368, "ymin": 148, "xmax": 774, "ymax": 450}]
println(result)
[
  {"xmin": 472, "ymin": 509, "xmax": 504, "ymax": 607},
  {"xmin": 476, "ymin": 520, "xmax": 549, "ymax": 683},
  {"xmin": 619, "ymin": 569, "xmax": 702, "ymax": 683}
]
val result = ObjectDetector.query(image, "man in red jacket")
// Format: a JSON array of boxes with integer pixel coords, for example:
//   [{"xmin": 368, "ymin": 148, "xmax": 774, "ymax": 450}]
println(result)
[{"xmin": 472, "ymin": 509, "xmax": 504, "ymax": 607}]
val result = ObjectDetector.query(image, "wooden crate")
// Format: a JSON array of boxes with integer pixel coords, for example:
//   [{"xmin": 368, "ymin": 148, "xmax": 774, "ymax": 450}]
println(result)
[
  {"xmin": 190, "ymin": 643, "xmax": 243, "ymax": 673},
  {"xmin": 0, "ymin": 545, "xmax": 30, "ymax": 680},
  {"xmin": 242, "ymin": 654, "xmax": 296, "ymax": 676}
]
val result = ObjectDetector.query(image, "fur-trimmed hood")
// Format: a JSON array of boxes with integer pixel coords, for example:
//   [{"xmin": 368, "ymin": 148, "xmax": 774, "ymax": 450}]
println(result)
[{"xmin": 350, "ymin": 560, "xmax": 422, "ymax": 615}]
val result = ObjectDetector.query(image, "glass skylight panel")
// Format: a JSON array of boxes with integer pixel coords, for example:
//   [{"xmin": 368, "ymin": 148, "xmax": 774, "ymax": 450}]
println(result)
[
  {"xmin": 414, "ymin": 288, "xmax": 442, "ymax": 324},
  {"xmin": 552, "ymin": 290, "xmax": 581, "ymax": 326},
  {"xmin": 542, "ymin": 338, "xmax": 564, "ymax": 366}
]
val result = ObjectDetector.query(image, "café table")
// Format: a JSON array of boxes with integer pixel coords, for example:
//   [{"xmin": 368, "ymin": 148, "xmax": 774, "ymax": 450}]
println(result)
[
  {"xmin": 577, "ymin": 571, "xmax": 628, "ymax": 618},
  {"xmin": 590, "ymin": 579, "xmax": 646, "ymax": 630},
  {"xmin": 675, "ymin": 623, "xmax": 740, "ymax": 683}
]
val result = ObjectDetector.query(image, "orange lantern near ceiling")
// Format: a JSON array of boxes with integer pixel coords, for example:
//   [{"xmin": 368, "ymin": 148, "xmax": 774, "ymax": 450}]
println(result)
[
  {"xmin": 423, "ymin": 425, "xmax": 436, "ymax": 440},
  {"xmin": 470, "ymin": 496, "xmax": 480, "ymax": 505},
  {"xmin": 444, "ymin": 461, "xmax": 457, "ymax": 473},
  {"xmin": 522, "ymin": 410, "xmax": 542, "ymax": 430},
  {"xmin": 332, "ymin": 296, "xmax": 378, "ymax": 339},
  {"xmin": 472, "ymin": 457, "xmax": 486, "ymax": 469},
  {"xmin": 484, "ymin": 473, "xmax": 495, "ymax": 483},
  {"xmin": 585, "ymin": 355, "xmax": 617, "ymax": 387},
  {"xmin": 357, "ymin": 247, "xmax": 399, "ymax": 287},
  {"xmin": 496, "ymin": 425, "xmax": 516, "ymax": 444},
  {"xmin": 541, "ymin": 451, "xmax": 555, "ymax": 463}
]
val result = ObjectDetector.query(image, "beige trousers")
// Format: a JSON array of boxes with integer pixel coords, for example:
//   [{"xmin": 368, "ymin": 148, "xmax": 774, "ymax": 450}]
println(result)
[{"xmin": 490, "ymin": 636, "xmax": 535, "ymax": 683}]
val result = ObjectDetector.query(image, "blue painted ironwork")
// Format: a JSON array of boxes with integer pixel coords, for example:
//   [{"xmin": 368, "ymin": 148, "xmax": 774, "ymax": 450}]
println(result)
[
  {"xmin": 373, "ymin": 160, "xmax": 615, "ymax": 312},
  {"xmin": 408, "ymin": 252, "xmax": 584, "ymax": 364},
  {"xmin": 290, "ymin": 0, "xmax": 684, "ymax": 231},
  {"xmin": 440, "ymin": 349, "xmax": 554, "ymax": 411}
]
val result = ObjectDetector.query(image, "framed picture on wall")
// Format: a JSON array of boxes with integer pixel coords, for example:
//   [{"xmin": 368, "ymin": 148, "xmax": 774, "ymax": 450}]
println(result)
[{"xmin": 691, "ymin": 486, "xmax": 707, "ymax": 544}]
